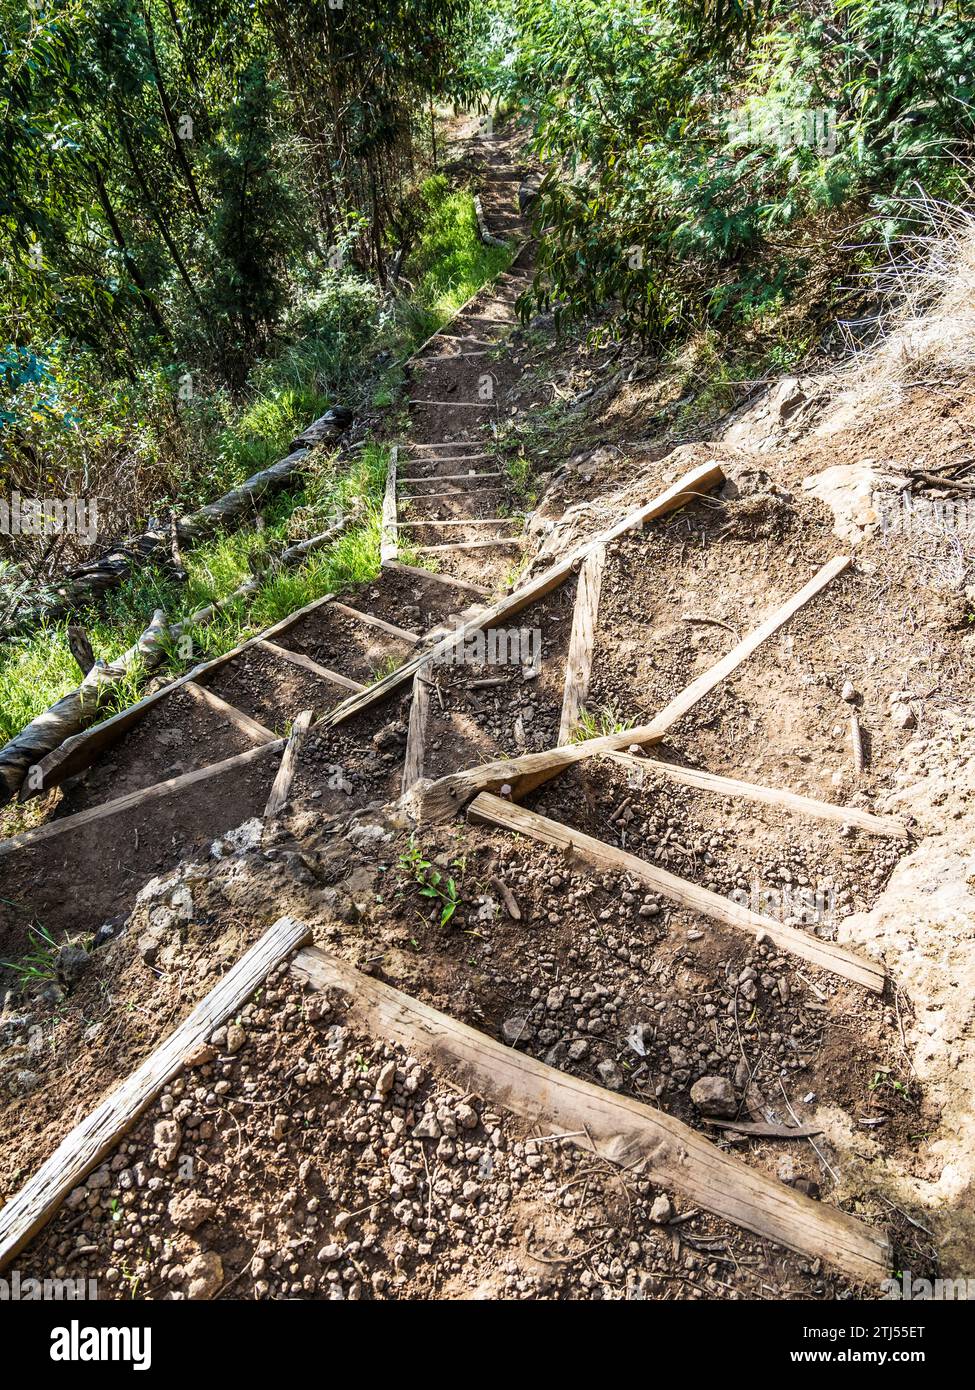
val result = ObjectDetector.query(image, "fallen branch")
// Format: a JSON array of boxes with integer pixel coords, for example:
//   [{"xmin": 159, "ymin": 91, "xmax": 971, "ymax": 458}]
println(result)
[{"xmin": 0, "ymin": 611, "xmax": 169, "ymax": 806}]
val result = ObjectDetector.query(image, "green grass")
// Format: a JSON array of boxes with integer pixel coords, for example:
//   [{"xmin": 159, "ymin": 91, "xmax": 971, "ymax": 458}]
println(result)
[
  {"xmin": 570, "ymin": 706, "xmax": 634, "ymax": 742},
  {"xmin": 0, "ymin": 442, "xmax": 390, "ymax": 739}
]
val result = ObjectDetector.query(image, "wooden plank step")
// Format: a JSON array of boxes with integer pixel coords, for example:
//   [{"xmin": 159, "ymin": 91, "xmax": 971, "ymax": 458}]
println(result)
[
  {"xmin": 183, "ymin": 681, "xmax": 276, "ymax": 745},
  {"xmin": 30, "ymin": 592, "xmax": 338, "ymax": 795},
  {"xmin": 328, "ymin": 602, "xmax": 419, "ymax": 644},
  {"xmin": 254, "ymin": 638, "xmax": 365, "ymax": 692},
  {"xmin": 0, "ymin": 740, "xmax": 284, "ymax": 859},
  {"xmin": 326, "ymin": 460, "xmax": 725, "ymax": 733},
  {"xmin": 399, "ymin": 472, "xmax": 502, "ymax": 484},
  {"xmin": 558, "ymin": 543, "xmax": 606, "ymax": 744},
  {"xmin": 290, "ymin": 945, "xmax": 890, "ymax": 1284},
  {"xmin": 417, "ymin": 553, "xmax": 851, "ymax": 818},
  {"xmin": 381, "ymin": 444, "xmax": 398, "ymax": 565},
  {"xmin": 394, "ymin": 517, "xmax": 518, "ymax": 529},
  {"xmin": 602, "ymin": 752, "xmax": 909, "ymax": 839},
  {"xmin": 467, "ymin": 792, "xmax": 885, "ymax": 993},
  {"xmin": 415, "ymin": 537, "xmax": 523, "ymax": 554},
  {"xmin": 265, "ymin": 710, "xmax": 313, "ymax": 818},
  {"xmin": 407, "ymin": 399, "xmax": 498, "ymax": 409},
  {"xmin": 0, "ymin": 916, "xmax": 311, "ymax": 1272},
  {"xmin": 381, "ymin": 560, "xmax": 490, "ymax": 599}
]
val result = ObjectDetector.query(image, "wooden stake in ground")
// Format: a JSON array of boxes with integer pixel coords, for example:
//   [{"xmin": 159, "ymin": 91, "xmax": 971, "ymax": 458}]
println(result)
[
  {"xmin": 265, "ymin": 710, "xmax": 313, "ymax": 818},
  {"xmin": 291, "ymin": 945, "xmax": 890, "ymax": 1285},
  {"xmin": 0, "ymin": 916, "xmax": 311, "ymax": 1273},
  {"xmin": 66, "ymin": 625, "xmax": 96, "ymax": 678},
  {"xmin": 558, "ymin": 543, "xmax": 606, "ymax": 744},
  {"xmin": 467, "ymin": 792, "xmax": 885, "ymax": 993},
  {"xmin": 402, "ymin": 664, "xmax": 433, "ymax": 796},
  {"xmin": 418, "ymin": 555, "xmax": 851, "ymax": 819}
]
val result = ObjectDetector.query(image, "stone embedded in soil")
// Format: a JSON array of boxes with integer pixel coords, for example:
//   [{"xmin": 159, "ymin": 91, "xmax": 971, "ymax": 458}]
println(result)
[
  {"xmin": 689, "ymin": 1075, "xmax": 737, "ymax": 1119},
  {"xmin": 412, "ymin": 1113, "xmax": 441, "ymax": 1140},
  {"xmin": 168, "ymin": 1192, "xmax": 217, "ymax": 1232},
  {"xmin": 649, "ymin": 1194, "xmax": 675, "ymax": 1224},
  {"xmin": 501, "ymin": 1015, "xmax": 533, "ymax": 1045},
  {"xmin": 225, "ymin": 1023, "xmax": 246, "ymax": 1054},
  {"xmin": 596, "ymin": 1058, "xmax": 623, "ymax": 1090},
  {"xmin": 184, "ymin": 1250, "xmax": 223, "ymax": 1300},
  {"xmin": 56, "ymin": 944, "xmax": 90, "ymax": 989},
  {"xmin": 890, "ymin": 701, "xmax": 916, "ymax": 730}
]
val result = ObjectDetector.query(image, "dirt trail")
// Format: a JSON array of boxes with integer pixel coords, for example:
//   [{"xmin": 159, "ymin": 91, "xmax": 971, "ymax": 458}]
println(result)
[{"xmin": 1, "ymin": 119, "xmax": 965, "ymax": 1301}]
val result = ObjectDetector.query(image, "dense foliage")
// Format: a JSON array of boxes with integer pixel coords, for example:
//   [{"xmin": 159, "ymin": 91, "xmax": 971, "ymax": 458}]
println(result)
[{"xmin": 483, "ymin": 0, "xmax": 975, "ymax": 341}]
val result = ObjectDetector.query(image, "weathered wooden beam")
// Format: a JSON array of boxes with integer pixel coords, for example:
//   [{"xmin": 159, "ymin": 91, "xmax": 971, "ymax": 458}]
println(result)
[
  {"xmin": 183, "ymin": 681, "xmax": 276, "ymax": 745},
  {"xmin": 381, "ymin": 445, "xmax": 398, "ymax": 565},
  {"xmin": 395, "ymin": 517, "xmax": 518, "ymax": 529},
  {"xmin": 290, "ymin": 945, "xmax": 890, "ymax": 1284},
  {"xmin": 265, "ymin": 711, "xmax": 313, "ymax": 818},
  {"xmin": 402, "ymin": 664, "xmax": 434, "ymax": 796},
  {"xmin": 602, "ymin": 751, "xmax": 909, "ymax": 839},
  {"xmin": 329, "ymin": 602, "xmax": 419, "ymax": 644},
  {"xmin": 254, "ymin": 639, "xmax": 364, "ymax": 693},
  {"xmin": 417, "ymin": 554, "xmax": 850, "ymax": 818},
  {"xmin": 0, "ymin": 917, "xmax": 311, "ymax": 1272},
  {"xmin": 558, "ymin": 543, "xmax": 606, "ymax": 744},
  {"xmin": 0, "ymin": 740, "xmax": 283, "ymax": 859},
  {"xmin": 467, "ymin": 793, "xmax": 885, "ymax": 993}
]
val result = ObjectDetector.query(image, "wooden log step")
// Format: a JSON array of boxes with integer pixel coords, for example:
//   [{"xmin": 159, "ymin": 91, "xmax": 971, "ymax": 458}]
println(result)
[
  {"xmin": 0, "ymin": 740, "xmax": 284, "ymax": 859},
  {"xmin": 328, "ymin": 602, "xmax": 419, "ymax": 644},
  {"xmin": 394, "ymin": 517, "xmax": 519, "ymax": 530},
  {"xmin": 399, "ymin": 472, "xmax": 503, "ymax": 485},
  {"xmin": 415, "ymin": 537, "xmax": 523, "ymax": 554},
  {"xmin": 381, "ymin": 560, "xmax": 489, "ymax": 599},
  {"xmin": 265, "ymin": 710, "xmax": 313, "ymax": 818},
  {"xmin": 602, "ymin": 752, "xmax": 909, "ymax": 839},
  {"xmin": 467, "ymin": 793, "xmax": 885, "ymax": 993},
  {"xmin": 290, "ymin": 945, "xmax": 890, "ymax": 1284},
  {"xmin": 183, "ymin": 681, "xmax": 277, "ymax": 745},
  {"xmin": 381, "ymin": 444, "xmax": 398, "ymax": 565},
  {"xmin": 407, "ymin": 399, "xmax": 498, "ymax": 409},
  {"xmin": 254, "ymin": 638, "xmax": 365, "ymax": 692},
  {"xmin": 416, "ymin": 551, "xmax": 850, "ymax": 818},
  {"xmin": 0, "ymin": 916, "xmax": 311, "ymax": 1272},
  {"xmin": 325, "ymin": 460, "xmax": 725, "ymax": 732}
]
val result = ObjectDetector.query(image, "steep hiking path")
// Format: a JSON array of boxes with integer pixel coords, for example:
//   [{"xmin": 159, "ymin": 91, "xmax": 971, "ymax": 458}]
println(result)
[
  {"xmin": 0, "ymin": 133, "xmax": 537, "ymax": 954},
  {"xmin": 0, "ymin": 131, "xmax": 941, "ymax": 1299}
]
